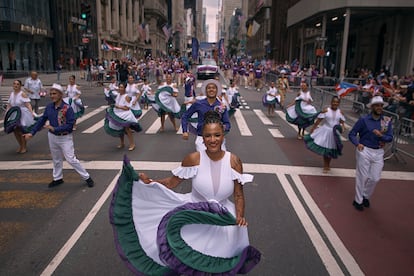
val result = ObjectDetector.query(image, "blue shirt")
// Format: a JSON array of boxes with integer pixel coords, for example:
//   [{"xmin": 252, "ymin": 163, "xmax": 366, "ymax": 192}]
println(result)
[
  {"xmin": 31, "ymin": 101, "xmax": 75, "ymax": 135},
  {"xmin": 348, "ymin": 113, "xmax": 393, "ymax": 149},
  {"xmin": 181, "ymin": 98, "xmax": 230, "ymax": 136}
]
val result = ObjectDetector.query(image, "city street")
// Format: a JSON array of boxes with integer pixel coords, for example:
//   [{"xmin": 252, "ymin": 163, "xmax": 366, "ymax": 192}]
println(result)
[{"xmin": 0, "ymin": 72, "xmax": 413, "ymax": 275}]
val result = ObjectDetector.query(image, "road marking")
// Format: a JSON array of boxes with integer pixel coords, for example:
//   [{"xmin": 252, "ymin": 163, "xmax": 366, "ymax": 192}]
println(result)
[
  {"xmin": 40, "ymin": 171, "xmax": 121, "ymax": 276},
  {"xmin": 82, "ymin": 108, "xmax": 151, "ymax": 134},
  {"xmin": 276, "ymin": 173, "xmax": 344, "ymax": 276},
  {"xmin": 76, "ymin": 105, "xmax": 106, "ymax": 124},
  {"xmin": 233, "ymin": 109, "xmax": 252, "ymax": 136},
  {"xmin": 290, "ymin": 174, "xmax": 364, "ymax": 275},
  {"xmin": 253, "ymin": 109, "xmax": 273, "ymax": 125},
  {"xmin": 1, "ymin": 160, "xmax": 413, "ymax": 181},
  {"xmin": 268, "ymin": 128, "xmax": 284, "ymax": 138},
  {"xmin": 82, "ymin": 119, "xmax": 104, "ymax": 133},
  {"xmin": 145, "ymin": 119, "xmax": 161, "ymax": 134}
]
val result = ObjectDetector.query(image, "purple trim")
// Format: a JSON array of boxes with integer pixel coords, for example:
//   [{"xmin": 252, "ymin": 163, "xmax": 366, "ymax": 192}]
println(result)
[
  {"xmin": 157, "ymin": 202, "xmax": 260, "ymax": 275},
  {"xmin": 108, "ymin": 157, "xmax": 146, "ymax": 276},
  {"xmin": 105, "ymin": 111, "xmax": 132, "ymax": 128}
]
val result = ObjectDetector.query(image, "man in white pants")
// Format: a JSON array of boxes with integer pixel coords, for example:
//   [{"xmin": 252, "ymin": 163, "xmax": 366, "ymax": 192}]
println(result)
[
  {"xmin": 348, "ymin": 96, "xmax": 393, "ymax": 211},
  {"xmin": 24, "ymin": 83, "xmax": 94, "ymax": 188}
]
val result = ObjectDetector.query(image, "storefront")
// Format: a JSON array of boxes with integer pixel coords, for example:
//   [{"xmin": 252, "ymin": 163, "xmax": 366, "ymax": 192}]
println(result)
[{"xmin": 0, "ymin": 21, "xmax": 53, "ymax": 74}]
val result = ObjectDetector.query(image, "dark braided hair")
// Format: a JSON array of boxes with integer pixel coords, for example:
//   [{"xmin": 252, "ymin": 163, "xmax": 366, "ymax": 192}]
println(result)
[{"xmin": 203, "ymin": 110, "xmax": 224, "ymax": 130}]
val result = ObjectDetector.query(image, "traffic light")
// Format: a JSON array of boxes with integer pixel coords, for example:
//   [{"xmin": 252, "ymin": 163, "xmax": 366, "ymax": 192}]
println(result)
[{"xmin": 81, "ymin": 2, "xmax": 91, "ymax": 20}]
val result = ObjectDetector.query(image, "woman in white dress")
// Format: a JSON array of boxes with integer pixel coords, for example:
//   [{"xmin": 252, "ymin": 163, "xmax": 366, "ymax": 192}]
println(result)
[
  {"xmin": 304, "ymin": 96, "xmax": 346, "ymax": 173},
  {"xmin": 65, "ymin": 75, "xmax": 84, "ymax": 129},
  {"xmin": 125, "ymin": 75, "xmax": 142, "ymax": 118},
  {"xmin": 286, "ymin": 82, "xmax": 319, "ymax": 139},
  {"xmin": 262, "ymin": 81, "xmax": 281, "ymax": 116},
  {"xmin": 104, "ymin": 76, "xmax": 119, "ymax": 105},
  {"xmin": 110, "ymin": 111, "xmax": 261, "ymax": 275},
  {"xmin": 141, "ymin": 79, "xmax": 154, "ymax": 109},
  {"xmin": 104, "ymin": 83, "xmax": 141, "ymax": 151},
  {"xmin": 4, "ymin": 80, "xmax": 35, "ymax": 153}
]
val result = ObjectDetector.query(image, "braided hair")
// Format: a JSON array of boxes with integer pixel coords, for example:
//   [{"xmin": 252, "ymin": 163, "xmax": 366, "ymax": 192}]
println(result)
[{"xmin": 203, "ymin": 110, "xmax": 224, "ymax": 131}]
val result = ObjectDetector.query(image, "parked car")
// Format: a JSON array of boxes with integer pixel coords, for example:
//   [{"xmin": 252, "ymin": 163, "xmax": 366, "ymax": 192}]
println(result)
[{"xmin": 196, "ymin": 59, "xmax": 218, "ymax": 80}]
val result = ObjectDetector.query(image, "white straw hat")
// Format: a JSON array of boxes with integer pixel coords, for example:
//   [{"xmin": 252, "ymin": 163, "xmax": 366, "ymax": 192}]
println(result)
[
  {"xmin": 367, "ymin": 96, "xmax": 388, "ymax": 108},
  {"xmin": 50, "ymin": 83, "xmax": 64, "ymax": 93}
]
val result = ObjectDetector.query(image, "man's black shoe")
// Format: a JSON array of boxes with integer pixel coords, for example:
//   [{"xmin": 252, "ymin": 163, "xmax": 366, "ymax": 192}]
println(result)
[
  {"xmin": 86, "ymin": 177, "xmax": 94, "ymax": 188},
  {"xmin": 353, "ymin": 201, "xmax": 364, "ymax": 211},
  {"xmin": 49, "ymin": 179, "xmax": 64, "ymax": 188},
  {"xmin": 362, "ymin": 197, "xmax": 370, "ymax": 208}
]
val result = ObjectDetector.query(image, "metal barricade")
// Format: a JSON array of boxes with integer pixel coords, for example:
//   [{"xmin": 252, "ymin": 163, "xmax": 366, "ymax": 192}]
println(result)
[{"xmin": 385, "ymin": 116, "xmax": 414, "ymax": 161}]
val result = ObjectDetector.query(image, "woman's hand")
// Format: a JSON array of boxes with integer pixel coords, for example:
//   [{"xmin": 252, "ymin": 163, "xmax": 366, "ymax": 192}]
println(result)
[
  {"xmin": 236, "ymin": 216, "xmax": 248, "ymax": 227},
  {"xmin": 139, "ymin": 173, "xmax": 153, "ymax": 184}
]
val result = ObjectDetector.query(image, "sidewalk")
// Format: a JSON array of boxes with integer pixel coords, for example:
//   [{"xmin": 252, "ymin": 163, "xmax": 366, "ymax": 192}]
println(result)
[{"xmin": 0, "ymin": 70, "xmax": 91, "ymax": 88}]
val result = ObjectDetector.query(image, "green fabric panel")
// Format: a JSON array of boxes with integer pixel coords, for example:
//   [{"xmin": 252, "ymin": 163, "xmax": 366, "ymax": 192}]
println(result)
[
  {"xmin": 166, "ymin": 209, "xmax": 243, "ymax": 273},
  {"xmin": 112, "ymin": 162, "xmax": 173, "ymax": 276}
]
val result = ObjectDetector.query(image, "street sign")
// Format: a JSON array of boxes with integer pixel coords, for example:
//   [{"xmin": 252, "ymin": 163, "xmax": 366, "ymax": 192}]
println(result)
[
  {"xmin": 316, "ymin": 36, "xmax": 328, "ymax": 41},
  {"xmin": 82, "ymin": 38, "xmax": 90, "ymax": 43},
  {"xmin": 82, "ymin": 33, "xmax": 94, "ymax": 38}
]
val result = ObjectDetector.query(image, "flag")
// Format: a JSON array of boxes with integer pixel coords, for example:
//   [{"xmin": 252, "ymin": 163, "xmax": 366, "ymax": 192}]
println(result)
[
  {"xmin": 247, "ymin": 23, "xmax": 253, "ymax": 37},
  {"xmin": 137, "ymin": 24, "xmax": 145, "ymax": 39},
  {"xmin": 335, "ymin": 81, "xmax": 358, "ymax": 97},
  {"xmin": 144, "ymin": 23, "xmax": 150, "ymax": 43},
  {"xmin": 218, "ymin": 38, "xmax": 225, "ymax": 58},
  {"xmin": 162, "ymin": 24, "xmax": 171, "ymax": 40},
  {"xmin": 251, "ymin": 20, "xmax": 260, "ymax": 37},
  {"xmin": 101, "ymin": 40, "xmax": 122, "ymax": 52},
  {"xmin": 191, "ymin": 37, "xmax": 199, "ymax": 62}
]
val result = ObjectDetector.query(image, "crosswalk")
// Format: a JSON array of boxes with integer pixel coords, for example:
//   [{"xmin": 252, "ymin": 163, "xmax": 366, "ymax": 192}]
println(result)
[
  {"xmin": 1, "ymin": 102, "xmax": 409, "ymax": 145},
  {"xmin": 0, "ymin": 102, "xmax": 360, "ymax": 140},
  {"xmin": 74, "ymin": 104, "xmax": 295, "ymax": 138}
]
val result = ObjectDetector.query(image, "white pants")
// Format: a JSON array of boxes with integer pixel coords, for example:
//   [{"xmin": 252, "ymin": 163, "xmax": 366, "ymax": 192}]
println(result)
[
  {"xmin": 355, "ymin": 147, "xmax": 384, "ymax": 204},
  {"xmin": 195, "ymin": 136, "xmax": 227, "ymax": 152},
  {"xmin": 48, "ymin": 132, "xmax": 90, "ymax": 181}
]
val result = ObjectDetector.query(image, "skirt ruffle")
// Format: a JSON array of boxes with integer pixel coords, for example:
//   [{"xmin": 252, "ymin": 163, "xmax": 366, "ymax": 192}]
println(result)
[
  {"xmin": 109, "ymin": 158, "xmax": 261, "ymax": 276},
  {"xmin": 64, "ymin": 97, "xmax": 85, "ymax": 118},
  {"xmin": 155, "ymin": 86, "xmax": 181, "ymax": 118},
  {"xmin": 304, "ymin": 124, "xmax": 343, "ymax": 158},
  {"xmin": 286, "ymin": 100, "xmax": 319, "ymax": 128},
  {"xmin": 4, "ymin": 106, "xmax": 37, "ymax": 134},
  {"xmin": 104, "ymin": 107, "xmax": 142, "ymax": 137}
]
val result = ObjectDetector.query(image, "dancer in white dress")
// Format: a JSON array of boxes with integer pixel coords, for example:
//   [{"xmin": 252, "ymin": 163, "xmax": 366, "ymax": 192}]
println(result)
[
  {"xmin": 110, "ymin": 111, "xmax": 261, "ymax": 275},
  {"xmin": 64, "ymin": 75, "xmax": 84, "ymax": 129},
  {"xmin": 104, "ymin": 83, "xmax": 141, "ymax": 151},
  {"xmin": 125, "ymin": 75, "xmax": 142, "ymax": 118},
  {"xmin": 304, "ymin": 96, "xmax": 346, "ymax": 173},
  {"xmin": 154, "ymin": 74, "xmax": 180, "ymax": 131},
  {"xmin": 263, "ymin": 81, "xmax": 281, "ymax": 116},
  {"xmin": 286, "ymin": 82, "xmax": 319, "ymax": 139},
  {"xmin": 140, "ymin": 79, "xmax": 154, "ymax": 109},
  {"xmin": 4, "ymin": 80, "xmax": 35, "ymax": 153}
]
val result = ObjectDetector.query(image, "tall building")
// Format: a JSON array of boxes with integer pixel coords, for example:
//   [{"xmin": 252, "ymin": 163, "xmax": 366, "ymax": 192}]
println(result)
[
  {"xmin": 171, "ymin": 0, "xmax": 186, "ymax": 56},
  {"xmin": 50, "ymin": 0, "xmax": 99, "ymax": 67},
  {"xmin": 144, "ymin": 0, "xmax": 168, "ymax": 57},
  {"xmin": 97, "ymin": 0, "xmax": 143, "ymax": 61},
  {"xmin": 0, "ymin": 0, "xmax": 54, "ymax": 73},
  {"xmin": 220, "ymin": 0, "xmax": 242, "ymax": 49}
]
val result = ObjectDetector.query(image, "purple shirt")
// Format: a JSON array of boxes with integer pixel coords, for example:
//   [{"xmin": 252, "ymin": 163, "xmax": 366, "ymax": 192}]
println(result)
[
  {"xmin": 181, "ymin": 98, "xmax": 231, "ymax": 136},
  {"xmin": 348, "ymin": 113, "xmax": 393, "ymax": 149}
]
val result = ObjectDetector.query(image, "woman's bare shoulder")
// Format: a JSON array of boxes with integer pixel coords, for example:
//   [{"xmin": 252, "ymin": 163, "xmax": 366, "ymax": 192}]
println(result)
[{"xmin": 181, "ymin": 152, "xmax": 200, "ymax": 167}]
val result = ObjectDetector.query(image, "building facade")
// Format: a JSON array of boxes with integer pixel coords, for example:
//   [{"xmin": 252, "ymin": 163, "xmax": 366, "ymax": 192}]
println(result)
[
  {"xmin": 287, "ymin": 0, "xmax": 414, "ymax": 77},
  {"xmin": 0, "ymin": 0, "xmax": 54, "ymax": 74},
  {"xmin": 97, "ymin": 0, "xmax": 143, "ymax": 61},
  {"xmin": 50, "ymin": 0, "xmax": 98, "ymax": 71}
]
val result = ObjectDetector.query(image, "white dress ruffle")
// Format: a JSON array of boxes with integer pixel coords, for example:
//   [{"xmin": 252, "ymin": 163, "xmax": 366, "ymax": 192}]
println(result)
[{"xmin": 131, "ymin": 150, "xmax": 253, "ymax": 265}]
